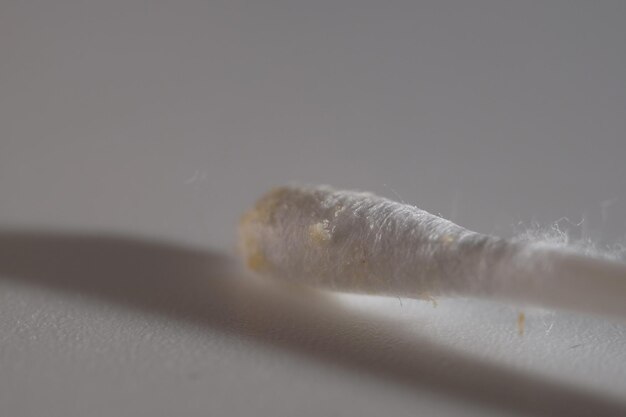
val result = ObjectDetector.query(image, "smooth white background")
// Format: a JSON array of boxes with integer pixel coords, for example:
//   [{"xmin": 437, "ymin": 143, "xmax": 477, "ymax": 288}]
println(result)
[{"xmin": 1, "ymin": 1, "xmax": 625, "ymax": 416}]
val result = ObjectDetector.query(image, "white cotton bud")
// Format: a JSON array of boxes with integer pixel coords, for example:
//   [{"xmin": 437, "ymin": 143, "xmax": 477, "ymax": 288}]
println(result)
[{"xmin": 239, "ymin": 185, "xmax": 626, "ymax": 318}]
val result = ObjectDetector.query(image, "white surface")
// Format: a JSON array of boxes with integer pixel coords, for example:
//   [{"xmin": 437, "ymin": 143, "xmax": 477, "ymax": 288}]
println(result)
[{"xmin": 1, "ymin": 1, "xmax": 626, "ymax": 416}]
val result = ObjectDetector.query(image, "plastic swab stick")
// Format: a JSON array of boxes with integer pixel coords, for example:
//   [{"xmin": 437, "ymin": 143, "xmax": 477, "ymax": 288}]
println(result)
[{"xmin": 239, "ymin": 185, "xmax": 626, "ymax": 317}]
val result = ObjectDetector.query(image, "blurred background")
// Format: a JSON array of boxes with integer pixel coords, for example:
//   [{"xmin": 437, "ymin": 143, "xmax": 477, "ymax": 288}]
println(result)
[{"xmin": 1, "ymin": 1, "xmax": 625, "ymax": 416}]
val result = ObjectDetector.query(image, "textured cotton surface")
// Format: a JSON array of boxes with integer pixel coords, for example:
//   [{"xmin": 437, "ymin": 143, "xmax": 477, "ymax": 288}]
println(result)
[{"xmin": 240, "ymin": 185, "xmax": 505, "ymax": 297}]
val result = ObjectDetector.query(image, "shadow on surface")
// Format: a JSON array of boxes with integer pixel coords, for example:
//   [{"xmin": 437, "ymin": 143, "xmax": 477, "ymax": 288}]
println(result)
[{"xmin": 0, "ymin": 230, "xmax": 623, "ymax": 417}]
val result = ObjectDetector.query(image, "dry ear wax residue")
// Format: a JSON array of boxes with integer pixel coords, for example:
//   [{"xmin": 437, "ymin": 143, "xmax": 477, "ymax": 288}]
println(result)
[
  {"xmin": 238, "ymin": 187, "xmax": 292, "ymax": 272},
  {"xmin": 517, "ymin": 312, "xmax": 525, "ymax": 336},
  {"xmin": 427, "ymin": 295, "xmax": 438, "ymax": 308},
  {"xmin": 415, "ymin": 292, "xmax": 438, "ymax": 308},
  {"xmin": 440, "ymin": 234, "xmax": 455, "ymax": 246},
  {"xmin": 238, "ymin": 216, "xmax": 269, "ymax": 272},
  {"xmin": 309, "ymin": 219, "xmax": 332, "ymax": 244}
]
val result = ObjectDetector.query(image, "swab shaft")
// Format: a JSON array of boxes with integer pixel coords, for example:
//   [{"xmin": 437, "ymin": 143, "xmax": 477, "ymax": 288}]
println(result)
[
  {"xmin": 239, "ymin": 185, "xmax": 626, "ymax": 317},
  {"xmin": 497, "ymin": 247, "xmax": 626, "ymax": 317}
]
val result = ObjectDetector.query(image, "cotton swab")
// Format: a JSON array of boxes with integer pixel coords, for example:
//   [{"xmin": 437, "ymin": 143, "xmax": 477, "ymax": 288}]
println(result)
[{"xmin": 239, "ymin": 185, "xmax": 626, "ymax": 318}]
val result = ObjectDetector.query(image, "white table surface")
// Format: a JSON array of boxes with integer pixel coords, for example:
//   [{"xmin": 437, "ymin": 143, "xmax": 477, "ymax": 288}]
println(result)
[{"xmin": 1, "ymin": 1, "xmax": 626, "ymax": 416}]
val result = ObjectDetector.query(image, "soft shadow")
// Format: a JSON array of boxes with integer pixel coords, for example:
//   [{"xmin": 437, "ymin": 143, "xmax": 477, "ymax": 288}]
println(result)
[{"xmin": 0, "ymin": 230, "xmax": 623, "ymax": 417}]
